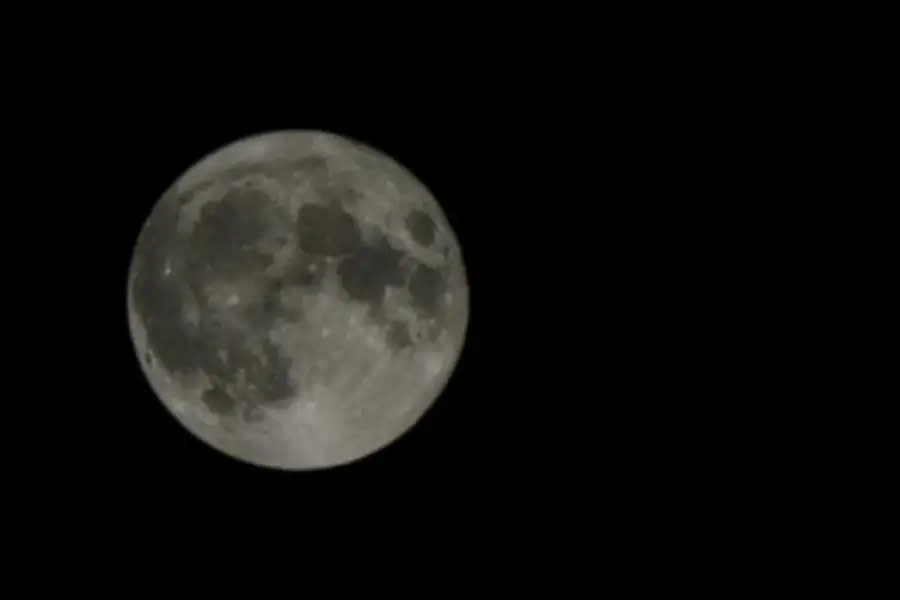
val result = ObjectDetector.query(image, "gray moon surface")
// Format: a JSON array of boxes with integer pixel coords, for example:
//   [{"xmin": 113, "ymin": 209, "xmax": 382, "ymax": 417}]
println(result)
[{"xmin": 127, "ymin": 130, "xmax": 468, "ymax": 470}]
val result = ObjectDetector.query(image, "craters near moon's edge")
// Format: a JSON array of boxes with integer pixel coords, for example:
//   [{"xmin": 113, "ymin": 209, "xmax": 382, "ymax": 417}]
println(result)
[{"xmin": 405, "ymin": 209, "xmax": 436, "ymax": 247}]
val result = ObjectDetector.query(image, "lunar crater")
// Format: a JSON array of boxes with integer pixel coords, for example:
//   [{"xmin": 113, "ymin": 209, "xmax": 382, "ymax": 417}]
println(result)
[{"xmin": 405, "ymin": 209, "xmax": 437, "ymax": 247}]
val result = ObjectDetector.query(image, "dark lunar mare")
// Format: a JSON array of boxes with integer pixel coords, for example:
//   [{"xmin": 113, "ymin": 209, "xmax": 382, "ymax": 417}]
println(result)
[
  {"xmin": 182, "ymin": 186, "xmax": 277, "ymax": 286},
  {"xmin": 243, "ymin": 278, "xmax": 302, "ymax": 330},
  {"xmin": 385, "ymin": 320, "xmax": 413, "ymax": 349},
  {"xmin": 296, "ymin": 203, "xmax": 361, "ymax": 255},
  {"xmin": 292, "ymin": 189, "xmax": 408, "ymax": 312},
  {"xmin": 336, "ymin": 233, "xmax": 406, "ymax": 305},
  {"xmin": 288, "ymin": 192, "xmax": 451, "ymax": 337},
  {"xmin": 408, "ymin": 263, "xmax": 445, "ymax": 314},
  {"xmin": 132, "ymin": 185, "xmax": 300, "ymax": 419}
]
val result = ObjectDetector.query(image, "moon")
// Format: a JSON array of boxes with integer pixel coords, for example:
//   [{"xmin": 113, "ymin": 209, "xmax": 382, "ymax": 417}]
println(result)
[{"xmin": 127, "ymin": 130, "xmax": 468, "ymax": 470}]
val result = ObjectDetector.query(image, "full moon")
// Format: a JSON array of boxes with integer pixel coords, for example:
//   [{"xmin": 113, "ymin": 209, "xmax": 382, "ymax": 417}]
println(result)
[{"xmin": 127, "ymin": 130, "xmax": 468, "ymax": 469}]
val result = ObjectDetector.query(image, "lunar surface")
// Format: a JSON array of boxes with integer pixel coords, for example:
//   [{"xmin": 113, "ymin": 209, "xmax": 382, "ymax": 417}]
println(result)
[{"xmin": 127, "ymin": 130, "xmax": 468, "ymax": 469}]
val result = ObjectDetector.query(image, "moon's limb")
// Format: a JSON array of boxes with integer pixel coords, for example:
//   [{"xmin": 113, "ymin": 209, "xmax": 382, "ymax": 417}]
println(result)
[{"xmin": 127, "ymin": 130, "xmax": 468, "ymax": 469}]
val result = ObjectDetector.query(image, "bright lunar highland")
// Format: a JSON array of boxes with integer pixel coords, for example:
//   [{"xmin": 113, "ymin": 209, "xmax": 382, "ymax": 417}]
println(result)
[{"xmin": 127, "ymin": 130, "xmax": 469, "ymax": 469}]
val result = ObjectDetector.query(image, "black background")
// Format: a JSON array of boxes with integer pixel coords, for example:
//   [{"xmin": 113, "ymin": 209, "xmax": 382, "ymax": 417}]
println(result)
[
  {"xmin": 19, "ymin": 65, "xmax": 603, "ymax": 526},
  {"xmin": 3, "ymin": 10, "xmax": 859, "ymax": 581},
  {"xmin": 10, "ymin": 32, "xmax": 726, "ymax": 535}
]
